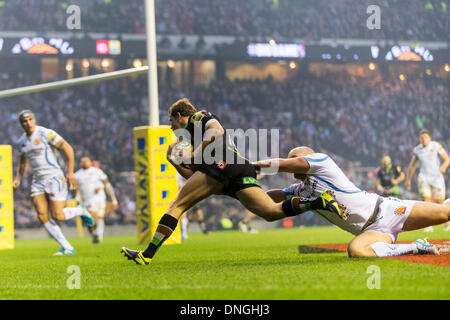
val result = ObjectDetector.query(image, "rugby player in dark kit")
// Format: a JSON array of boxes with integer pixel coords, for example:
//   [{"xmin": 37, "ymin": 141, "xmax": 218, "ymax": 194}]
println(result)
[{"xmin": 121, "ymin": 98, "xmax": 343, "ymax": 265}]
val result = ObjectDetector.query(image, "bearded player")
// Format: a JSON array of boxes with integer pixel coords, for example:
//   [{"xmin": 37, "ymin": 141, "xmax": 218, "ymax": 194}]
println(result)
[
  {"xmin": 406, "ymin": 129, "xmax": 449, "ymax": 232},
  {"xmin": 121, "ymin": 98, "xmax": 343, "ymax": 265},
  {"xmin": 13, "ymin": 110, "xmax": 95, "ymax": 255},
  {"xmin": 75, "ymin": 156, "xmax": 118, "ymax": 244},
  {"xmin": 254, "ymin": 146, "xmax": 449, "ymax": 258}
]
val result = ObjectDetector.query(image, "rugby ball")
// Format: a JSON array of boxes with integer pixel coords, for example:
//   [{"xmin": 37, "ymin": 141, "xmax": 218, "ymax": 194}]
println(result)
[{"xmin": 170, "ymin": 141, "xmax": 193, "ymax": 165}]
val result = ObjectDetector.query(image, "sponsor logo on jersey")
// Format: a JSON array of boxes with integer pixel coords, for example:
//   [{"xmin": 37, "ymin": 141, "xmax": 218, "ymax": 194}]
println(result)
[
  {"xmin": 34, "ymin": 139, "xmax": 40, "ymax": 145},
  {"xmin": 216, "ymin": 160, "xmax": 227, "ymax": 170},
  {"xmin": 394, "ymin": 206, "xmax": 407, "ymax": 215},
  {"xmin": 47, "ymin": 130, "xmax": 56, "ymax": 141},
  {"xmin": 242, "ymin": 177, "xmax": 258, "ymax": 185}
]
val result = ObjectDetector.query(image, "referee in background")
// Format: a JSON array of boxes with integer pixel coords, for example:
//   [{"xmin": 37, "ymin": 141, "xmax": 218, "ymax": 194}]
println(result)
[{"xmin": 374, "ymin": 155, "xmax": 405, "ymax": 197}]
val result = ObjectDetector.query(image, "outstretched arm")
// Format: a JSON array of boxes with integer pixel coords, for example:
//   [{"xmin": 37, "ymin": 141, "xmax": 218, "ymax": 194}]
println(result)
[
  {"xmin": 55, "ymin": 139, "xmax": 77, "ymax": 190},
  {"xmin": 405, "ymin": 155, "xmax": 418, "ymax": 191},
  {"xmin": 103, "ymin": 179, "xmax": 118, "ymax": 208},
  {"xmin": 13, "ymin": 154, "xmax": 28, "ymax": 189},
  {"xmin": 439, "ymin": 150, "xmax": 449, "ymax": 174},
  {"xmin": 253, "ymin": 157, "xmax": 310, "ymax": 174}
]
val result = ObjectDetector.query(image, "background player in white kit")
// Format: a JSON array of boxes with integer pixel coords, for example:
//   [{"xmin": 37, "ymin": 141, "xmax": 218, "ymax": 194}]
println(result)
[
  {"xmin": 13, "ymin": 110, "xmax": 95, "ymax": 255},
  {"xmin": 254, "ymin": 146, "xmax": 450, "ymax": 258},
  {"xmin": 75, "ymin": 156, "xmax": 118, "ymax": 244},
  {"xmin": 406, "ymin": 129, "xmax": 449, "ymax": 232}
]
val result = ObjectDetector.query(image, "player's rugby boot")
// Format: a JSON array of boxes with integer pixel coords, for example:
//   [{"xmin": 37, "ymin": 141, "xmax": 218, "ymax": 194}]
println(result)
[
  {"xmin": 320, "ymin": 190, "xmax": 348, "ymax": 220},
  {"xmin": 80, "ymin": 205, "xmax": 96, "ymax": 231},
  {"xmin": 53, "ymin": 247, "xmax": 76, "ymax": 256},
  {"xmin": 121, "ymin": 247, "xmax": 151, "ymax": 265},
  {"xmin": 412, "ymin": 238, "xmax": 440, "ymax": 255}
]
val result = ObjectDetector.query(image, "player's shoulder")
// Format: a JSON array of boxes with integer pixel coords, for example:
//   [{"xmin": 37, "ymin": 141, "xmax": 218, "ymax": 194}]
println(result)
[
  {"xmin": 189, "ymin": 110, "xmax": 214, "ymax": 122},
  {"xmin": 413, "ymin": 144, "xmax": 422, "ymax": 153},
  {"xmin": 36, "ymin": 126, "xmax": 57, "ymax": 139},
  {"xmin": 431, "ymin": 141, "xmax": 444, "ymax": 149},
  {"xmin": 93, "ymin": 167, "xmax": 107, "ymax": 177},
  {"xmin": 16, "ymin": 133, "xmax": 28, "ymax": 150}
]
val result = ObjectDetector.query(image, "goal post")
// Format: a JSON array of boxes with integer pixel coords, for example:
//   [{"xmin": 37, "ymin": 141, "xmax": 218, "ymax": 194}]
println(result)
[
  {"xmin": 134, "ymin": 126, "xmax": 181, "ymax": 245},
  {"xmin": 0, "ymin": 145, "xmax": 14, "ymax": 250}
]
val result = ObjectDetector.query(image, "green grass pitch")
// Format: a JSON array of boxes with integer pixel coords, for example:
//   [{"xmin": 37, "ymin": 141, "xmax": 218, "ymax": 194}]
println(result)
[{"xmin": 0, "ymin": 225, "xmax": 448, "ymax": 300}]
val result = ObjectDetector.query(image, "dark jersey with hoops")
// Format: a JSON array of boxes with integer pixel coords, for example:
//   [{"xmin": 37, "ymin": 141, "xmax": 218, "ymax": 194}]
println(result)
[
  {"xmin": 376, "ymin": 164, "xmax": 402, "ymax": 189},
  {"xmin": 182, "ymin": 110, "xmax": 259, "ymax": 196}
]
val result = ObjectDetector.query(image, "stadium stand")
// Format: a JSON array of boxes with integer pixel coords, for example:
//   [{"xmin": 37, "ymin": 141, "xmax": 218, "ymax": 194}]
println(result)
[{"xmin": 0, "ymin": 0, "xmax": 448, "ymax": 40}]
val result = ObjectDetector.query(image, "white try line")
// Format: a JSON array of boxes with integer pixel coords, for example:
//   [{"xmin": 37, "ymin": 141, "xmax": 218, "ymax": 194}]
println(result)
[
  {"xmin": 0, "ymin": 66, "xmax": 149, "ymax": 99},
  {"xmin": 435, "ymin": 244, "xmax": 450, "ymax": 253}
]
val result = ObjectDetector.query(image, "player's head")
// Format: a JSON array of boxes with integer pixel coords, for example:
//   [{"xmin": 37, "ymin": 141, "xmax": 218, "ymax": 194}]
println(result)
[
  {"xmin": 18, "ymin": 109, "xmax": 36, "ymax": 135},
  {"xmin": 288, "ymin": 146, "xmax": 314, "ymax": 180},
  {"xmin": 80, "ymin": 156, "xmax": 92, "ymax": 169},
  {"xmin": 419, "ymin": 129, "xmax": 431, "ymax": 146},
  {"xmin": 168, "ymin": 98, "xmax": 197, "ymax": 130},
  {"xmin": 381, "ymin": 155, "xmax": 391, "ymax": 167}
]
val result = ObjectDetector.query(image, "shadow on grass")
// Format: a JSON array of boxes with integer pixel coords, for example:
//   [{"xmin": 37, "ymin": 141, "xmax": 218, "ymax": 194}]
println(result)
[{"xmin": 298, "ymin": 245, "xmax": 342, "ymax": 254}]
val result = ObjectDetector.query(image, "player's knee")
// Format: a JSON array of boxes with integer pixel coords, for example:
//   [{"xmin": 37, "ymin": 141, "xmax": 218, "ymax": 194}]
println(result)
[
  {"xmin": 347, "ymin": 243, "xmax": 372, "ymax": 258},
  {"xmin": 36, "ymin": 211, "xmax": 49, "ymax": 224},
  {"xmin": 50, "ymin": 209, "xmax": 65, "ymax": 221}
]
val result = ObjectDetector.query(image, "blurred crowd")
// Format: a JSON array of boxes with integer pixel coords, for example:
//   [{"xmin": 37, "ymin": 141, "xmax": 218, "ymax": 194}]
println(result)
[
  {"xmin": 0, "ymin": 0, "xmax": 448, "ymax": 41},
  {"xmin": 1, "ymin": 69, "xmax": 448, "ymax": 229}
]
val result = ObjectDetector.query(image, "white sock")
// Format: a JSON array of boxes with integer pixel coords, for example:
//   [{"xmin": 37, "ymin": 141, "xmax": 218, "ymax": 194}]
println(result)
[
  {"xmin": 43, "ymin": 220, "xmax": 74, "ymax": 251},
  {"xmin": 62, "ymin": 207, "xmax": 84, "ymax": 220},
  {"xmin": 181, "ymin": 217, "xmax": 188, "ymax": 239},
  {"xmin": 370, "ymin": 242, "xmax": 416, "ymax": 257},
  {"xmin": 96, "ymin": 219, "xmax": 104, "ymax": 240}
]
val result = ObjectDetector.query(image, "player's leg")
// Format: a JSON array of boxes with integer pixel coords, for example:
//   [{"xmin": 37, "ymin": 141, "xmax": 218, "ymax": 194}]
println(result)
[
  {"xmin": 49, "ymin": 200, "xmax": 95, "ymax": 230},
  {"xmin": 89, "ymin": 209, "xmax": 100, "ymax": 243},
  {"xmin": 347, "ymin": 231, "xmax": 437, "ymax": 257},
  {"xmin": 32, "ymin": 194, "xmax": 75, "ymax": 254},
  {"xmin": 432, "ymin": 176, "xmax": 449, "ymax": 231},
  {"xmin": 122, "ymin": 171, "xmax": 223, "ymax": 264},
  {"xmin": 94, "ymin": 207, "xmax": 106, "ymax": 242},
  {"xmin": 347, "ymin": 231, "xmax": 392, "ymax": 258},
  {"xmin": 180, "ymin": 212, "xmax": 189, "ymax": 241},
  {"xmin": 194, "ymin": 208, "xmax": 210, "ymax": 235},
  {"xmin": 444, "ymin": 199, "xmax": 450, "ymax": 231},
  {"xmin": 235, "ymin": 187, "xmax": 342, "ymax": 222},
  {"xmin": 238, "ymin": 210, "xmax": 258, "ymax": 233},
  {"xmin": 402, "ymin": 200, "xmax": 449, "ymax": 231},
  {"xmin": 419, "ymin": 178, "xmax": 434, "ymax": 232},
  {"xmin": 44, "ymin": 176, "xmax": 95, "ymax": 228}
]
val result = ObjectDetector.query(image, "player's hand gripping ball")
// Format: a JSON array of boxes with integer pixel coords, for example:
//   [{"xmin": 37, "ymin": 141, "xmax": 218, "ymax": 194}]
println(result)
[{"xmin": 169, "ymin": 141, "xmax": 193, "ymax": 165}]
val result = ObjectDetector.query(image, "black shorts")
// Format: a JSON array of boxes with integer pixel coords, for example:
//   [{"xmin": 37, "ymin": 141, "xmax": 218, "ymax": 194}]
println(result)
[{"xmin": 195, "ymin": 160, "xmax": 260, "ymax": 198}]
